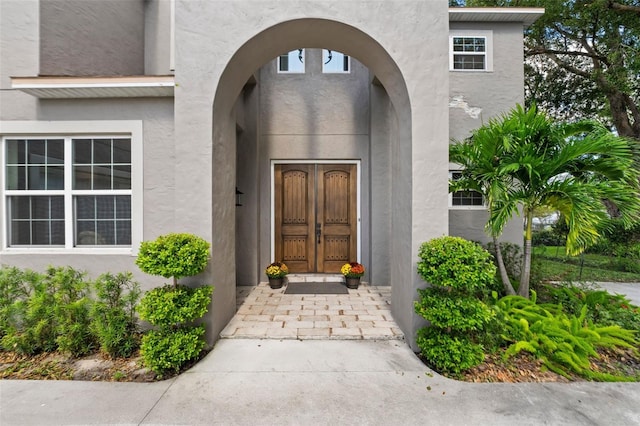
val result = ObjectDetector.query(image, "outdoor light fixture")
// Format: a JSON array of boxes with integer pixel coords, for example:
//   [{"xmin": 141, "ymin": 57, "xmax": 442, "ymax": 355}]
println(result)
[{"xmin": 236, "ymin": 187, "xmax": 244, "ymax": 207}]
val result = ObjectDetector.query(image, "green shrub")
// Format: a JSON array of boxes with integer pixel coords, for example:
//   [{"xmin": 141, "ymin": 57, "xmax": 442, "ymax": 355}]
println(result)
[
  {"xmin": 532, "ymin": 229, "xmax": 565, "ymax": 247},
  {"xmin": 48, "ymin": 267, "xmax": 95, "ymax": 357},
  {"xmin": 140, "ymin": 326, "xmax": 206, "ymax": 375},
  {"xmin": 1, "ymin": 269, "xmax": 56, "ymax": 354},
  {"xmin": 414, "ymin": 291, "xmax": 494, "ymax": 332},
  {"xmin": 415, "ymin": 236, "xmax": 496, "ymax": 374},
  {"xmin": 0, "ymin": 266, "xmax": 33, "ymax": 339},
  {"xmin": 494, "ymin": 294, "xmax": 638, "ymax": 381},
  {"xmin": 136, "ymin": 233, "xmax": 210, "ymax": 287},
  {"xmin": 416, "ymin": 328, "xmax": 484, "ymax": 374},
  {"xmin": 137, "ymin": 285, "xmax": 213, "ymax": 329},
  {"xmin": 417, "ymin": 236, "xmax": 496, "ymax": 293},
  {"xmin": 91, "ymin": 272, "xmax": 141, "ymax": 358}
]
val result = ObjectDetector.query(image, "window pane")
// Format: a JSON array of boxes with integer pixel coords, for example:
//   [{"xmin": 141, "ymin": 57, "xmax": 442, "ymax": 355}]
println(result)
[
  {"xmin": 96, "ymin": 196, "xmax": 115, "ymax": 219},
  {"xmin": 48, "ymin": 166, "xmax": 65, "ymax": 190},
  {"xmin": 76, "ymin": 196, "xmax": 95, "ymax": 219},
  {"xmin": 11, "ymin": 221, "xmax": 31, "ymax": 245},
  {"xmin": 278, "ymin": 49, "xmax": 304, "ymax": 73},
  {"xmin": 93, "ymin": 139, "xmax": 112, "ymax": 163},
  {"xmin": 6, "ymin": 140, "xmax": 25, "ymax": 164},
  {"xmin": 93, "ymin": 165, "xmax": 112, "ymax": 189},
  {"xmin": 73, "ymin": 165, "xmax": 92, "ymax": 189},
  {"xmin": 74, "ymin": 140, "xmax": 92, "ymax": 164},
  {"xmin": 115, "ymin": 196, "xmax": 131, "ymax": 219},
  {"xmin": 8, "ymin": 196, "xmax": 65, "ymax": 246},
  {"xmin": 6, "ymin": 165, "xmax": 25, "ymax": 190},
  {"xmin": 97, "ymin": 222, "xmax": 116, "ymax": 245},
  {"xmin": 74, "ymin": 195, "xmax": 130, "ymax": 246},
  {"xmin": 116, "ymin": 221, "xmax": 131, "ymax": 245},
  {"xmin": 47, "ymin": 140, "xmax": 64, "ymax": 164},
  {"xmin": 323, "ymin": 50, "xmax": 349, "ymax": 73},
  {"xmin": 113, "ymin": 165, "xmax": 131, "ymax": 189},
  {"xmin": 112, "ymin": 139, "xmax": 131, "ymax": 163},
  {"xmin": 27, "ymin": 166, "xmax": 47, "ymax": 190},
  {"xmin": 28, "ymin": 140, "xmax": 46, "ymax": 164},
  {"xmin": 453, "ymin": 54, "xmax": 485, "ymax": 70}
]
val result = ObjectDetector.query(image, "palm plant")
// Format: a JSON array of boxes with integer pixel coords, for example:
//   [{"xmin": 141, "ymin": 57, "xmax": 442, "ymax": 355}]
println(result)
[{"xmin": 451, "ymin": 104, "xmax": 640, "ymax": 298}]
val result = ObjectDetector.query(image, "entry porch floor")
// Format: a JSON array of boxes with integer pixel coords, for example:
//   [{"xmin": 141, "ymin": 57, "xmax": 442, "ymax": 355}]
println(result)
[{"xmin": 220, "ymin": 280, "xmax": 404, "ymax": 340}]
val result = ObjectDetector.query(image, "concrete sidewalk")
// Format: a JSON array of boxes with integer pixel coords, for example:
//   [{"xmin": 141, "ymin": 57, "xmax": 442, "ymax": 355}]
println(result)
[
  {"xmin": 595, "ymin": 282, "xmax": 640, "ymax": 306},
  {"xmin": 2, "ymin": 339, "xmax": 639, "ymax": 426}
]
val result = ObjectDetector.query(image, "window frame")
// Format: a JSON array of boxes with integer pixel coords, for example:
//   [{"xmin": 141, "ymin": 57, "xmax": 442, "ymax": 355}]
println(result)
[
  {"xmin": 449, "ymin": 30, "xmax": 493, "ymax": 72},
  {"xmin": 277, "ymin": 49, "xmax": 305, "ymax": 74},
  {"xmin": 449, "ymin": 170, "xmax": 486, "ymax": 210},
  {"xmin": 322, "ymin": 49, "xmax": 351, "ymax": 74},
  {"xmin": 0, "ymin": 121, "xmax": 142, "ymax": 254}
]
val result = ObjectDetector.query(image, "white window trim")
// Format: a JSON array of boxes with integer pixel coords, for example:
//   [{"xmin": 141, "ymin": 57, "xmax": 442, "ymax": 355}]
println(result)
[
  {"xmin": 449, "ymin": 30, "xmax": 493, "ymax": 72},
  {"xmin": 449, "ymin": 170, "xmax": 486, "ymax": 210},
  {"xmin": 277, "ymin": 49, "xmax": 305, "ymax": 74},
  {"xmin": 322, "ymin": 50, "xmax": 351, "ymax": 74},
  {"xmin": 0, "ymin": 120, "xmax": 143, "ymax": 255}
]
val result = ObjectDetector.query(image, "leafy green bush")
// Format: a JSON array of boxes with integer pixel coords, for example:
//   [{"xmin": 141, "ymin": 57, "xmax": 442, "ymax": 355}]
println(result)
[
  {"xmin": 494, "ymin": 294, "xmax": 638, "ymax": 381},
  {"xmin": 137, "ymin": 285, "xmax": 213, "ymax": 329},
  {"xmin": 140, "ymin": 326, "xmax": 206, "ymax": 375},
  {"xmin": 48, "ymin": 267, "xmax": 95, "ymax": 357},
  {"xmin": 91, "ymin": 272, "xmax": 141, "ymax": 358},
  {"xmin": 539, "ymin": 284, "xmax": 640, "ymax": 332},
  {"xmin": 415, "ymin": 237, "xmax": 496, "ymax": 374},
  {"xmin": 1, "ymin": 268, "xmax": 56, "ymax": 354},
  {"xmin": 532, "ymin": 229, "xmax": 565, "ymax": 247},
  {"xmin": 415, "ymin": 327, "xmax": 484, "ymax": 374},
  {"xmin": 136, "ymin": 233, "xmax": 210, "ymax": 287},
  {"xmin": 417, "ymin": 236, "xmax": 496, "ymax": 292},
  {"xmin": 0, "ymin": 266, "xmax": 33, "ymax": 339}
]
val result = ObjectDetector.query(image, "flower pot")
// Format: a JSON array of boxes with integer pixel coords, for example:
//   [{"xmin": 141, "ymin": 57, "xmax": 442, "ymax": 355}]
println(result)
[
  {"xmin": 345, "ymin": 277, "xmax": 361, "ymax": 289},
  {"xmin": 268, "ymin": 277, "xmax": 284, "ymax": 289}
]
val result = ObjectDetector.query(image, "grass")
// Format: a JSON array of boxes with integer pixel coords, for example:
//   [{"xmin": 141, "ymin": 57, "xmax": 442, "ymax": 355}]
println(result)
[{"xmin": 533, "ymin": 246, "xmax": 640, "ymax": 282}]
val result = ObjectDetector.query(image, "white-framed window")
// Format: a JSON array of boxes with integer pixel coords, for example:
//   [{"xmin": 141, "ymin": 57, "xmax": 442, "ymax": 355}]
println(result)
[
  {"xmin": 449, "ymin": 171, "xmax": 485, "ymax": 208},
  {"xmin": 1, "ymin": 121, "xmax": 142, "ymax": 252},
  {"xmin": 277, "ymin": 49, "xmax": 305, "ymax": 73},
  {"xmin": 449, "ymin": 30, "xmax": 493, "ymax": 71},
  {"xmin": 322, "ymin": 49, "xmax": 350, "ymax": 73}
]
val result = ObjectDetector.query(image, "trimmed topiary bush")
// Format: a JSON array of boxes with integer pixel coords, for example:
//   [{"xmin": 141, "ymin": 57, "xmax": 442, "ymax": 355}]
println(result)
[
  {"xmin": 415, "ymin": 236, "xmax": 496, "ymax": 374},
  {"xmin": 136, "ymin": 233, "xmax": 213, "ymax": 375},
  {"xmin": 136, "ymin": 233, "xmax": 210, "ymax": 287},
  {"xmin": 140, "ymin": 326, "xmax": 206, "ymax": 375}
]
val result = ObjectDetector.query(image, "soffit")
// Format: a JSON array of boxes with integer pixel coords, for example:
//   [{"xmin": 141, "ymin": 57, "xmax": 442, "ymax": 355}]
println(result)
[
  {"xmin": 449, "ymin": 8, "xmax": 545, "ymax": 28},
  {"xmin": 11, "ymin": 76, "xmax": 174, "ymax": 98}
]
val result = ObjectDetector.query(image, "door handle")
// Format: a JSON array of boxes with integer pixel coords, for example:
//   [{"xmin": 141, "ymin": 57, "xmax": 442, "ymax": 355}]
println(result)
[{"xmin": 316, "ymin": 223, "xmax": 322, "ymax": 244}]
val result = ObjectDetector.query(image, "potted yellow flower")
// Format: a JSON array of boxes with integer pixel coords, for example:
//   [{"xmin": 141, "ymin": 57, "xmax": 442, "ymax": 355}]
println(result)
[
  {"xmin": 265, "ymin": 261, "xmax": 289, "ymax": 289},
  {"xmin": 341, "ymin": 262, "xmax": 365, "ymax": 289}
]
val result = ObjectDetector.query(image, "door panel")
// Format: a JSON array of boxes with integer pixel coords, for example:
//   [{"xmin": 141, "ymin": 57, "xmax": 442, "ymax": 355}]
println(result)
[
  {"xmin": 275, "ymin": 165, "xmax": 315, "ymax": 273},
  {"xmin": 317, "ymin": 165, "xmax": 357, "ymax": 273},
  {"xmin": 275, "ymin": 163, "xmax": 357, "ymax": 273}
]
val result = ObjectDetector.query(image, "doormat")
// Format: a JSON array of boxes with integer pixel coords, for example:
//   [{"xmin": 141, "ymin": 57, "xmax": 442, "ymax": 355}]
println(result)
[{"xmin": 284, "ymin": 282, "xmax": 348, "ymax": 295}]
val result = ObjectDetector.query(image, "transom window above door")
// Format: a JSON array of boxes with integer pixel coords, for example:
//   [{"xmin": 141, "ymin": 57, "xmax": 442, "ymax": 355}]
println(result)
[
  {"xmin": 278, "ymin": 49, "xmax": 305, "ymax": 73},
  {"xmin": 322, "ymin": 50, "xmax": 350, "ymax": 73}
]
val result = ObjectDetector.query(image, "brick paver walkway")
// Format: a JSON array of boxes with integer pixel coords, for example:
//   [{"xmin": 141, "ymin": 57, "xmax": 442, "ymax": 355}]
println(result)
[{"xmin": 220, "ymin": 282, "xmax": 404, "ymax": 340}]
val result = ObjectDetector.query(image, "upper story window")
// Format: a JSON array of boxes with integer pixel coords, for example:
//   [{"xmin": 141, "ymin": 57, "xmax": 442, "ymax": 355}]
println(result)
[
  {"xmin": 4, "ymin": 137, "xmax": 132, "ymax": 247},
  {"xmin": 449, "ymin": 30, "xmax": 493, "ymax": 72},
  {"xmin": 323, "ymin": 50, "xmax": 350, "ymax": 73},
  {"xmin": 450, "ymin": 171, "xmax": 484, "ymax": 208},
  {"xmin": 278, "ymin": 49, "xmax": 305, "ymax": 73}
]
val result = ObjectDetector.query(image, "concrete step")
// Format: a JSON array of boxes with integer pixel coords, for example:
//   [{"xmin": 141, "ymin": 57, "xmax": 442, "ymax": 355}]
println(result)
[{"xmin": 287, "ymin": 274, "xmax": 344, "ymax": 283}]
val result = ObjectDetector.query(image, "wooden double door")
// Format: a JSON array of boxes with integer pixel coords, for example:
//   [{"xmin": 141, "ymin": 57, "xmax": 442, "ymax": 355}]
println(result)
[{"xmin": 275, "ymin": 164, "xmax": 357, "ymax": 273}]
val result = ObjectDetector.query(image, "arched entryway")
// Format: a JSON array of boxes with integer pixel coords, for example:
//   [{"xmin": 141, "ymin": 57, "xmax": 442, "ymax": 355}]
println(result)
[{"xmin": 172, "ymin": 3, "xmax": 450, "ymax": 349}]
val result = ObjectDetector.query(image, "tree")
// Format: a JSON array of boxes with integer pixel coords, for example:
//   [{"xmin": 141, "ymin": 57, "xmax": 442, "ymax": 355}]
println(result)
[
  {"xmin": 461, "ymin": 0, "xmax": 640, "ymax": 140},
  {"xmin": 451, "ymin": 104, "xmax": 640, "ymax": 297}
]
